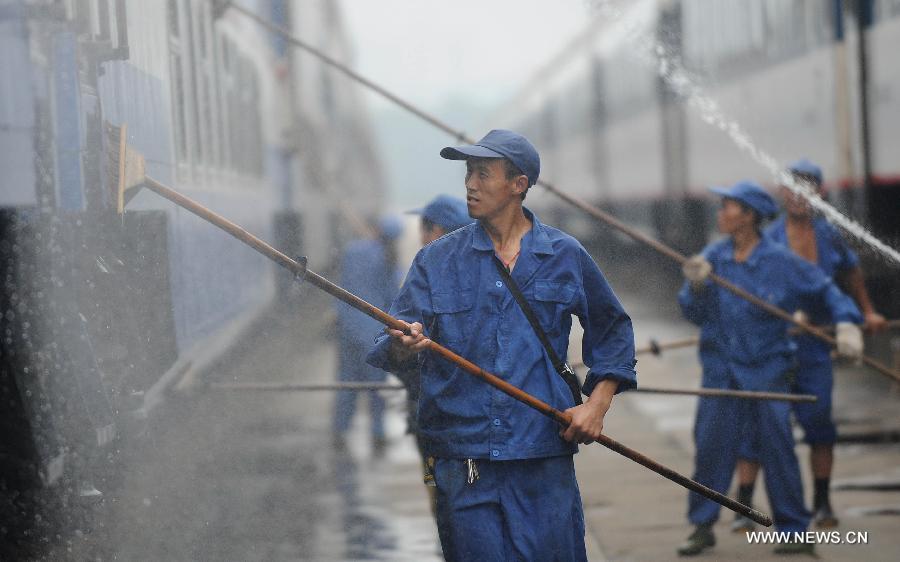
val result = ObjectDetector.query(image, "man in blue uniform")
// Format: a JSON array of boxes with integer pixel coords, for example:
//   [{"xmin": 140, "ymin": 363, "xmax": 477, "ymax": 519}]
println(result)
[
  {"xmin": 367, "ymin": 130, "xmax": 637, "ymax": 561},
  {"xmin": 732, "ymin": 159, "xmax": 887, "ymax": 530},
  {"xmin": 676, "ymin": 181, "xmax": 862, "ymax": 556},
  {"xmin": 400, "ymin": 194, "xmax": 474, "ymax": 442},
  {"xmin": 332, "ymin": 216, "xmax": 403, "ymax": 454}
]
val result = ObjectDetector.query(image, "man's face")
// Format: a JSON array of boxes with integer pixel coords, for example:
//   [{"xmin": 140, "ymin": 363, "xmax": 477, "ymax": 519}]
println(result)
[
  {"xmin": 716, "ymin": 198, "xmax": 755, "ymax": 235},
  {"xmin": 781, "ymin": 174, "xmax": 821, "ymax": 219},
  {"xmin": 464, "ymin": 158, "xmax": 525, "ymax": 221}
]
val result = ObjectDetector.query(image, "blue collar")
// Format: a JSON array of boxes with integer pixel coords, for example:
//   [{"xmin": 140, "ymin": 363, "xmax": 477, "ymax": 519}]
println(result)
[{"xmin": 471, "ymin": 207, "xmax": 554, "ymax": 255}]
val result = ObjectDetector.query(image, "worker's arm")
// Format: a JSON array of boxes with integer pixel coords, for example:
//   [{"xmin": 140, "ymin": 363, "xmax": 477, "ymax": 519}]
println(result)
[{"xmin": 842, "ymin": 266, "xmax": 887, "ymax": 332}]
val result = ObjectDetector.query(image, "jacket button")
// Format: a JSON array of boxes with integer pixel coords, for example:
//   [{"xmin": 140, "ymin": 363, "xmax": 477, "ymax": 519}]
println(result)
[
  {"xmin": 495, "ymin": 281, "xmax": 503, "ymax": 288},
  {"xmin": 493, "ymin": 418, "xmax": 501, "ymax": 426},
  {"xmin": 491, "ymin": 449, "xmax": 500, "ymax": 457}
]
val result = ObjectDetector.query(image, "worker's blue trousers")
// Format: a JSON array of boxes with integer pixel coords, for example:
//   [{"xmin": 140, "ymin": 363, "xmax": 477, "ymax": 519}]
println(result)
[
  {"xmin": 333, "ymin": 337, "xmax": 386, "ymax": 437},
  {"xmin": 740, "ymin": 353, "xmax": 836, "ymax": 465},
  {"xmin": 689, "ymin": 370, "xmax": 810, "ymax": 533},
  {"xmin": 433, "ymin": 455, "xmax": 587, "ymax": 562},
  {"xmin": 792, "ymin": 355, "xmax": 837, "ymax": 445}
]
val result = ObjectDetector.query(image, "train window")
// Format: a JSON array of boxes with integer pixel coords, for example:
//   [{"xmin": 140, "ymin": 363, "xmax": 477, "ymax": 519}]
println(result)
[
  {"xmin": 207, "ymin": 25, "xmax": 224, "ymax": 169},
  {"xmin": 240, "ymin": 60, "xmax": 265, "ymax": 177},
  {"xmin": 196, "ymin": 2, "xmax": 207, "ymax": 61},
  {"xmin": 182, "ymin": 1, "xmax": 201, "ymax": 167},
  {"xmin": 225, "ymin": 42, "xmax": 242, "ymax": 176},
  {"xmin": 190, "ymin": 0, "xmax": 215, "ymax": 170},
  {"xmin": 64, "ymin": 0, "xmax": 128, "ymax": 57},
  {"xmin": 218, "ymin": 35, "xmax": 234, "ymax": 169},
  {"xmin": 96, "ymin": 0, "xmax": 110, "ymax": 40},
  {"xmin": 218, "ymin": 43, "xmax": 264, "ymax": 180},
  {"xmin": 168, "ymin": 0, "xmax": 179, "ymax": 38},
  {"xmin": 171, "ymin": 55, "xmax": 189, "ymax": 165},
  {"xmin": 168, "ymin": 0, "xmax": 190, "ymax": 170},
  {"xmin": 682, "ymin": 0, "xmax": 834, "ymax": 78}
]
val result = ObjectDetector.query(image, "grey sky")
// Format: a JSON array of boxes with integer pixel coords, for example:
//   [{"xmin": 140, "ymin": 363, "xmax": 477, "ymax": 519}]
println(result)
[
  {"xmin": 342, "ymin": 0, "xmax": 591, "ymax": 110},
  {"xmin": 340, "ymin": 0, "xmax": 592, "ymax": 210}
]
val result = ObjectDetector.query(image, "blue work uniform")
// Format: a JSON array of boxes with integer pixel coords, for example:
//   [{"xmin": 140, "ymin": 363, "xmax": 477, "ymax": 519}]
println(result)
[
  {"xmin": 765, "ymin": 215, "xmax": 859, "ymax": 445},
  {"xmin": 367, "ymin": 209, "xmax": 636, "ymax": 561},
  {"xmin": 679, "ymin": 236, "xmax": 861, "ymax": 533},
  {"xmin": 333, "ymin": 239, "xmax": 400, "ymax": 438}
]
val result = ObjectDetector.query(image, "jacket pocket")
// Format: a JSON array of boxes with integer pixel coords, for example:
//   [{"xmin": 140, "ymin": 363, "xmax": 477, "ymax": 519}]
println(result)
[
  {"xmin": 431, "ymin": 288, "xmax": 474, "ymax": 346},
  {"xmin": 532, "ymin": 280, "xmax": 576, "ymax": 333},
  {"xmin": 534, "ymin": 279, "xmax": 576, "ymax": 304}
]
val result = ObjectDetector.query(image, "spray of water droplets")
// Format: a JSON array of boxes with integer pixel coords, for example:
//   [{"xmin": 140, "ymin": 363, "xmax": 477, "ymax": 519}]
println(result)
[{"xmin": 585, "ymin": 0, "xmax": 900, "ymax": 266}]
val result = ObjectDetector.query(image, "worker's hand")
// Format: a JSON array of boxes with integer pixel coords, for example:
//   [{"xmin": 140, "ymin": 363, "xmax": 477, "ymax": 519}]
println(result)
[
  {"xmin": 386, "ymin": 321, "xmax": 429, "ymax": 363},
  {"xmin": 682, "ymin": 255, "xmax": 712, "ymax": 287},
  {"xmin": 561, "ymin": 399, "xmax": 610, "ymax": 444},
  {"xmin": 864, "ymin": 311, "xmax": 888, "ymax": 334},
  {"xmin": 835, "ymin": 322, "xmax": 864, "ymax": 362},
  {"xmin": 560, "ymin": 379, "xmax": 617, "ymax": 444}
]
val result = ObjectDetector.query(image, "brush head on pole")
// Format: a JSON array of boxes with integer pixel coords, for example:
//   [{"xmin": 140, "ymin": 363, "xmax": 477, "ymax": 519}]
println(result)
[{"xmin": 104, "ymin": 122, "xmax": 146, "ymax": 214}]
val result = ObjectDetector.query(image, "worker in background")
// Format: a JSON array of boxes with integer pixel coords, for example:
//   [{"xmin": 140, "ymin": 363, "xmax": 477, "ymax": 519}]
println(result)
[
  {"xmin": 731, "ymin": 159, "xmax": 888, "ymax": 532},
  {"xmin": 332, "ymin": 216, "xmax": 404, "ymax": 456},
  {"xmin": 677, "ymin": 180, "xmax": 863, "ymax": 556},
  {"xmin": 400, "ymin": 194, "xmax": 474, "ymax": 447},
  {"xmin": 397, "ymin": 194, "xmax": 473, "ymax": 525},
  {"xmin": 408, "ymin": 194, "xmax": 474, "ymax": 247}
]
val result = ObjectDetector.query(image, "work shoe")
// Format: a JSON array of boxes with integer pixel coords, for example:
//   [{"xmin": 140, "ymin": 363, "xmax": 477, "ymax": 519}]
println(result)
[
  {"xmin": 731, "ymin": 512, "xmax": 756, "ymax": 533},
  {"xmin": 773, "ymin": 540, "xmax": 815, "ymax": 556},
  {"xmin": 677, "ymin": 525, "xmax": 715, "ymax": 556},
  {"xmin": 813, "ymin": 503, "xmax": 838, "ymax": 529}
]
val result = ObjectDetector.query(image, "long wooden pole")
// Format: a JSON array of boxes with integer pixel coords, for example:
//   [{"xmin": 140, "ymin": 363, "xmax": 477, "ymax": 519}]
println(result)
[
  {"xmin": 142, "ymin": 177, "xmax": 773, "ymax": 527},
  {"xmin": 632, "ymin": 320, "xmax": 900, "ymax": 358},
  {"xmin": 210, "ymin": 381, "xmax": 815, "ymax": 403}
]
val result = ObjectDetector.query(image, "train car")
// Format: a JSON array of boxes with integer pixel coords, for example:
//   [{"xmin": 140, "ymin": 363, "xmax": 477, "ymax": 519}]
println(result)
[
  {"xmin": 0, "ymin": 0, "xmax": 384, "ymax": 553},
  {"xmin": 497, "ymin": 0, "xmax": 898, "ymax": 310}
]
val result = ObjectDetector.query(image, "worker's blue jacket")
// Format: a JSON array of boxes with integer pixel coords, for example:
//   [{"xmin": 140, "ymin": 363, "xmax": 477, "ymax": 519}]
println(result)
[
  {"xmin": 679, "ymin": 236, "xmax": 861, "ymax": 390},
  {"xmin": 367, "ymin": 209, "xmax": 637, "ymax": 460}
]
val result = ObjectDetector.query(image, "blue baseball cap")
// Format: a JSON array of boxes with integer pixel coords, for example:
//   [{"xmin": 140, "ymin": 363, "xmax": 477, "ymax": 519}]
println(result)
[
  {"xmin": 378, "ymin": 215, "xmax": 404, "ymax": 240},
  {"xmin": 407, "ymin": 194, "xmax": 473, "ymax": 232},
  {"xmin": 440, "ymin": 129, "xmax": 541, "ymax": 187},
  {"xmin": 787, "ymin": 158, "xmax": 823, "ymax": 185},
  {"xmin": 709, "ymin": 180, "xmax": 778, "ymax": 219}
]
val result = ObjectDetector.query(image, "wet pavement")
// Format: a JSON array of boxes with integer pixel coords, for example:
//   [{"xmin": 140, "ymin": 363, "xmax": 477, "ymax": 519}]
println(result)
[{"xmin": 62, "ymin": 268, "xmax": 900, "ymax": 561}]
